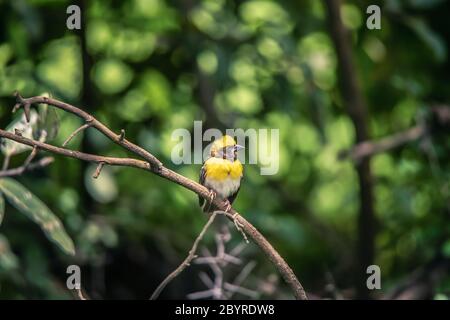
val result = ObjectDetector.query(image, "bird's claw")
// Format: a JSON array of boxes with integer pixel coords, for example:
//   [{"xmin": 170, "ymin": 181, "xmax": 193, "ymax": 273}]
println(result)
[
  {"xmin": 208, "ymin": 190, "xmax": 217, "ymax": 203},
  {"xmin": 224, "ymin": 200, "xmax": 232, "ymax": 213}
]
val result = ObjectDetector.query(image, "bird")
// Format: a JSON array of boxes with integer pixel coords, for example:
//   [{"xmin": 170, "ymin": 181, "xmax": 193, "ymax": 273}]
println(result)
[{"xmin": 199, "ymin": 135, "xmax": 244, "ymax": 214}]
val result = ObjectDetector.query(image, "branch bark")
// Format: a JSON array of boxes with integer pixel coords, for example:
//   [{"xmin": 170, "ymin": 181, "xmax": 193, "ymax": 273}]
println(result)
[
  {"xmin": 339, "ymin": 105, "xmax": 450, "ymax": 162},
  {"xmin": 150, "ymin": 212, "xmax": 218, "ymax": 300},
  {"xmin": 324, "ymin": 0, "xmax": 376, "ymax": 298},
  {"xmin": 13, "ymin": 92, "xmax": 162, "ymax": 169},
  {"xmin": 0, "ymin": 157, "xmax": 54, "ymax": 178},
  {"xmin": 338, "ymin": 125, "xmax": 427, "ymax": 161},
  {"xmin": 1, "ymin": 93, "xmax": 308, "ymax": 300}
]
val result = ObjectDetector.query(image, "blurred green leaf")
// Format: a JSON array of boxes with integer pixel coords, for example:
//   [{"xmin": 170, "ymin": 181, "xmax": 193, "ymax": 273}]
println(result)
[
  {"xmin": 36, "ymin": 37, "xmax": 81, "ymax": 99},
  {"xmin": 140, "ymin": 70, "xmax": 171, "ymax": 112},
  {"xmin": 405, "ymin": 17, "xmax": 447, "ymax": 62},
  {"xmin": 93, "ymin": 58, "xmax": 134, "ymax": 94},
  {"xmin": 217, "ymin": 86, "xmax": 262, "ymax": 114},
  {"xmin": 0, "ymin": 178, "xmax": 75, "ymax": 256},
  {"xmin": 240, "ymin": 0, "xmax": 293, "ymax": 34},
  {"xmin": 197, "ymin": 50, "xmax": 218, "ymax": 75},
  {"xmin": 0, "ymin": 43, "xmax": 13, "ymax": 68},
  {"xmin": 0, "ymin": 0, "xmax": 450, "ymax": 299},
  {"xmin": 37, "ymin": 95, "xmax": 60, "ymax": 142},
  {"xmin": 442, "ymin": 239, "xmax": 450, "ymax": 258},
  {"xmin": 341, "ymin": 4, "xmax": 362, "ymax": 30},
  {"xmin": 0, "ymin": 234, "xmax": 19, "ymax": 271},
  {"xmin": 0, "ymin": 109, "xmax": 37, "ymax": 157},
  {"xmin": 84, "ymin": 164, "xmax": 118, "ymax": 204}
]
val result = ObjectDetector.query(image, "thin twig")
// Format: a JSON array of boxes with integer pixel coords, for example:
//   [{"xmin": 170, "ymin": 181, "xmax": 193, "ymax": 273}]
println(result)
[
  {"xmin": 338, "ymin": 125, "xmax": 426, "ymax": 161},
  {"xmin": 0, "ymin": 157, "xmax": 54, "ymax": 178},
  {"xmin": 2, "ymin": 92, "xmax": 308, "ymax": 300},
  {"xmin": 62, "ymin": 123, "xmax": 91, "ymax": 147},
  {"xmin": 69, "ymin": 286, "xmax": 90, "ymax": 300},
  {"xmin": 231, "ymin": 212, "xmax": 249, "ymax": 243},
  {"xmin": 12, "ymin": 103, "xmax": 21, "ymax": 113},
  {"xmin": 226, "ymin": 261, "xmax": 258, "ymax": 299},
  {"xmin": 224, "ymin": 282, "xmax": 259, "ymax": 299},
  {"xmin": 13, "ymin": 92, "xmax": 162, "ymax": 169},
  {"xmin": 187, "ymin": 288, "xmax": 221, "ymax": 300},
  {"xmin": 0, "ymin": 129, "xmax": 151, "ymax": 170},
  {"xmin": 93, "ymin": 162, "xmax": 105, "ymax": 179},
  {"xmin": 23, "ymin": 103, "xmax": 31, "ymax": 122},
  {"xmin": 198, "ymin": 271, "xmax": 214, "ymax": 289},
  {"xmin": 118, "ymin": 129, "xmax": 125, "ymax": 141},
  {"xmin": 0, "ymin": 126, "xmax": 308, "ymax": 299},
  {"xmin": 150, "ymin": 213, "xmax": 217, "ymax": 300},
  {"xmin": 191, "ymin": 231, "xmax": 252, "ymax": 300},
  {"xmin": 231, "ymin": 261, "xmax": 257, "ymax": 289},
  {"xmin": 229, "ymin": 242, "xmax": 247, "ymax": 257},
  {"xmin": 76, "ymin": 289, "xmax": 87, "ymax": 300},
  {"xmin": 23, "ymin": 146, "xmax": 38, "ymax": 167}
]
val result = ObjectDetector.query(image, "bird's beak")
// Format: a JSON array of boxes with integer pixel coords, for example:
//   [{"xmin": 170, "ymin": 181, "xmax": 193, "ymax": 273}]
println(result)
[{"xmin": 235, "ymin": 145, "xmax": 245, "ymax": 151}]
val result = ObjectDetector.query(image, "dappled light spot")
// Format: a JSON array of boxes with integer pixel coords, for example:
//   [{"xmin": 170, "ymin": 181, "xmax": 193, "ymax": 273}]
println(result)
[{"xmin": 92, "ymin": 59, "xmax": 134, "ymax": 95}]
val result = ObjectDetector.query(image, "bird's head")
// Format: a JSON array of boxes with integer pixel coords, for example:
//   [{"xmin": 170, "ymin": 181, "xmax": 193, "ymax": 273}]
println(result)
[{"xmin": 210, "ymin": 135, "xmax": 244, "ymax": 160}]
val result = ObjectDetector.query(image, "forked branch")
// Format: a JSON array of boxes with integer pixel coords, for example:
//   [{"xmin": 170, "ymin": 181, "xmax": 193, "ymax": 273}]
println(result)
[
  {"xmin": 0, "ymin": 92, "xmax": 308, "ymax": 300},
  {"xmin": 150, "ymin": 212, "xmax": 218, "ymax": 300},
  {"xmin": 0, "ymin": 156, "xmax": 54, "ymax": 178},
  {"xmin": 339, "ymin": 125, "xmax": 427, "ymax": 161}
]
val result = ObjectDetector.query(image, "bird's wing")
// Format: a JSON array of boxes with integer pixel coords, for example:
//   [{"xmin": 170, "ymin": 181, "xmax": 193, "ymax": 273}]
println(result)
[{"xmin": 199, "ymin": 163, "xmax": 206, "ymax": 207}]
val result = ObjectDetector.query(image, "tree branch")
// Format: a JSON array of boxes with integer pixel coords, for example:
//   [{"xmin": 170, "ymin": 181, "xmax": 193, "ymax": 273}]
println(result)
[
  {"xmin": 325, "ymin": 0, "xmax": 376, "ymax": 298},
  {"xmin": 0, "ymin": 157, "xmax": 54, "ymax": 178},
  {"xmin": 1, "ymin": 92, "xmax": 308, "ymax": 300},
  {"xmin": 13, "ymin": 92, "xmax": 163, "ymax": 169},
  {"xmin": 339, "ymin": 105, "xmax": 450, "ymax": 162},
  {"xmin": 339, "ymin": 125, "xmax": 427, "ymax": 161},
  {"xmin": 150, "ymin": 212, "xmax": 218, "ymax": 300},
  {"xmin": 0, "ymin": 130, "xmax": 152, "ymax": 170},
  {"xmin": 62, "ymin": 123, "xmax": 91, "ymax": 147}
]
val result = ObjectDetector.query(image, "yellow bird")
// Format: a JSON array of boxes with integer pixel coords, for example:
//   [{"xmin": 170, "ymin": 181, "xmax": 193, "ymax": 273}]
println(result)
[{"xmin": 199, "ymin": 135, "xmax": 244, "ymax": 213}]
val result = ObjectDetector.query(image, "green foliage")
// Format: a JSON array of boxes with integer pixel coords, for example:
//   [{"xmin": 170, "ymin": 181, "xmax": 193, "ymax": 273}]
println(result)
[
  {"xmin": 0, "ymin": 178, "xmax": 75, "ymax": 256},
  {"xmin": 0, "ymin": 234, "xmax": 19, "ymax": 271},
  {"xmin": 1, "ymin": 110, "xmax": 36, "ymax": 156},
  {"xmin": 0, "ymin": 0, "xmax": 449, "ymax": 299}
]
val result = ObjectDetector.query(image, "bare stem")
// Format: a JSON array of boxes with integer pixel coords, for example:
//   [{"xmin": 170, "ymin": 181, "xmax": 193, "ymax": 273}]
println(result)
[
  {"xmin": 150, "ymin": 213, "xmax": 217, "ymax": 300},
  {"xmin": 0, "ymin": 157, "xmax": 54, "ymax": 178},
  {"xmin": 13, "ymin": 92, "xmax": 162, "ymax": 169},
  {"xmin": 2, "ymin": 93, "xmax": 308, "ymax": 300},
  {"xmin": 93, "ymin": 162, "xmax": 105, "ymax": 179},
  {"xmin": 62, "ymin": 123, "xmax": 91, "ymax": 147},
  {"xmin": 339, "ymin": 125, "xmax": 426, "ymax": 162}
]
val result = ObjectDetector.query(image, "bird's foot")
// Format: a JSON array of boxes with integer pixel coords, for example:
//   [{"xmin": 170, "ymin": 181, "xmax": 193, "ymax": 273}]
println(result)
[
  {"xmin": 232, "ymin": 213, "xmax": 249, "ymax": 244},
  {"xmin": 223, "ymin": 199, "xmax": 232, "ymax": 213},
  {"xmin": 208, "ymin": 190, "xmax": 217, "ymax": 203}
]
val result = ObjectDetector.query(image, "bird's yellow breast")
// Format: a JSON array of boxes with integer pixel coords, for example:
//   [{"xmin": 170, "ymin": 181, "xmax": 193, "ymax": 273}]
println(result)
[{"xmin": 204, "ymin": 157, "xmax": 243, "ymax": 180}]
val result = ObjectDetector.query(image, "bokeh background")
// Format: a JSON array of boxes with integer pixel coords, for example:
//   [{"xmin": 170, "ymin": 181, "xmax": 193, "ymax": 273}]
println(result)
[{"xmin": 0, "ymin": 0, "xmax": 449, "ymax": 299}]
